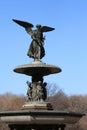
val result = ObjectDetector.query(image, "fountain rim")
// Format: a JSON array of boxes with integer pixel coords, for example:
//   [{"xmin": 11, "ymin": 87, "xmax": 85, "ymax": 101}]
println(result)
[{"xmin": 13, "ymin": 61, "xmax": 62, "ymax": 76}]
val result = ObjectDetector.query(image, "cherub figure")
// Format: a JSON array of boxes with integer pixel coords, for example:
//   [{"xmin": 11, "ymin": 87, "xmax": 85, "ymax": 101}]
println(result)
[
  {"xmin": 13, "ymin": 19, "xmax": 55, "ymax": 61},
  {"xmin": 26, "ymin": 81, "xmax": 32, "ymax": 101}
]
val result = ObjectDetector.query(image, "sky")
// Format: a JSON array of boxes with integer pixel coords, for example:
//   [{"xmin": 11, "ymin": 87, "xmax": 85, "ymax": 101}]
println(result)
[{"xmin": 0, "ymin": 0, "xmax": 87, "ymax": 96}]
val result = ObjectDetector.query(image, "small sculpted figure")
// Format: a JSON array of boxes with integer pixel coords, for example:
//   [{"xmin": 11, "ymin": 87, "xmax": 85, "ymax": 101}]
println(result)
[
  {"xmin": 36, "ymin": 81, "xmax": 43, "ymax": 101},
  {"xmin": 43, "ymin": 82, "xmax": 47, "ymax": 100},
  {"xmin": 26, "ymin": 81, "xmax": 32, "ymax": 101}
]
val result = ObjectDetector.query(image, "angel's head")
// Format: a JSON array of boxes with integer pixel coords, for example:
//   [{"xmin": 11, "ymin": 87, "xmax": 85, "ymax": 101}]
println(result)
[{"xmin": 36, "ymin": 24, "xmax": 41, "ymax": 30}]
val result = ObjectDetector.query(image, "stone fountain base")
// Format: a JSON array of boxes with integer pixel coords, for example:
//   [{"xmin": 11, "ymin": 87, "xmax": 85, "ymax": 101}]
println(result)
[{"xmin": 0, "ymin": 110, "xmax": 85, "ymax": 130}]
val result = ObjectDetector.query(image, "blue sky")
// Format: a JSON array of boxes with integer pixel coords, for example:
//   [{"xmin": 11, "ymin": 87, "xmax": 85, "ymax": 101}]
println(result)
[{"xmin": 0, "ymin": 0, "xmax": 87, "ymax": 95}]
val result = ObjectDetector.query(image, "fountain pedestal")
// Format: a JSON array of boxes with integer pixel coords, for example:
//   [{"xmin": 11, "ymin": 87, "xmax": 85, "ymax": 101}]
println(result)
[{"xmin": 13, "ymin": 61, "xmax": 61, "ymax": 110}]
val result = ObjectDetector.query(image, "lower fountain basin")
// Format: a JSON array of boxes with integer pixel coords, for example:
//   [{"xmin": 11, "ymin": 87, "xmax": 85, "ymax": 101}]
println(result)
[{"xmin": 0, "ymin": 110, "xmax": 85, "ymax": 125}]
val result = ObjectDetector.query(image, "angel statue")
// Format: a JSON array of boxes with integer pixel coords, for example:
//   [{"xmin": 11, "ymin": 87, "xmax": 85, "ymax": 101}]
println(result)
[{"xmin": 13, "ymin": 19, "xmax": 55, "ymax": 61}]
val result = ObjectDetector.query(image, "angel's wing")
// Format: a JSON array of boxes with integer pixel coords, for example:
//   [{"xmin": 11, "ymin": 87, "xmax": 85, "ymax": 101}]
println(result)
[
  {"xmin": 13, "ymin": 19, "xmax": 34, "ymax": 28},
  {"xmin": 41, "ymin": 26, "xmax": 55, "ymax": 32},
  {"xmin": 13, "ymin": 19, "xmax": 34, "ymax": 35}
]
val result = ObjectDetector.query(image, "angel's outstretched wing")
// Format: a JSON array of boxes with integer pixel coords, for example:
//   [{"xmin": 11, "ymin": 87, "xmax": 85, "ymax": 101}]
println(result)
[
  {"xmin": 41, "ymin": 26, "xmax": 55, "ymax": 32},
  {"xmin": 12, "ymin": 19, "xmax": 34, "ymax": 35},
  {"xmin": 13, "ymin": 19, "xmax": 34, "ymax": 28}
]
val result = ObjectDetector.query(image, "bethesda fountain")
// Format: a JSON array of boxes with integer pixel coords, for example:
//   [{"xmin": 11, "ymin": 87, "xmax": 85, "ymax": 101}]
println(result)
[{"xmin": 0, "ymin": 19, "xmax": 85, "ymax": 130}]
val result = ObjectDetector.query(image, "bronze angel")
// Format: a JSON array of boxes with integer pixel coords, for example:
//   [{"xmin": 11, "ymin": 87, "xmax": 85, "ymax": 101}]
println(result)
[{"xmin": 13, "ymin": 19, "xmax": 55, "ymax": 61}]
